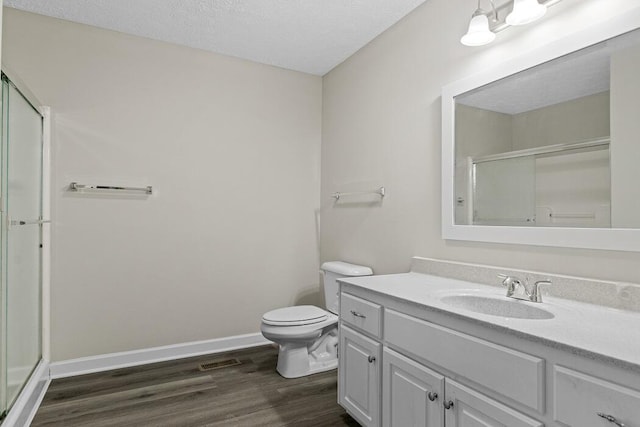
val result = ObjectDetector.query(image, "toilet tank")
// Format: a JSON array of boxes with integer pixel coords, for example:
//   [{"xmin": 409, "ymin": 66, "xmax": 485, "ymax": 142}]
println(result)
[{"xmin": 321, "ymin": 261, "xmax": 373, "ymax": 315}]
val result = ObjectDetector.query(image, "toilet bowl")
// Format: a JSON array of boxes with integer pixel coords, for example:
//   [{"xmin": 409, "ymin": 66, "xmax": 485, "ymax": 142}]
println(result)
[
  {"xmin": 260, "ymin": 261, "xmax": 373, "ymax": 378},
  {"xmin": 261, "ymin": 306, "xmax": 339, "ymax": 378}
]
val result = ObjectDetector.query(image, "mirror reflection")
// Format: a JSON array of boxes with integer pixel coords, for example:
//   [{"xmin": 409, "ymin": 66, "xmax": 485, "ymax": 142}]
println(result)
[{"xmin": 454, "ymin": 28, "xmax": 640, "ymax": 228}]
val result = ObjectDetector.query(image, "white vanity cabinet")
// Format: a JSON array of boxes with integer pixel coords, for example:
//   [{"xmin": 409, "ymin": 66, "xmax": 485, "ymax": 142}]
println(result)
[
  {"xmin": 384, "ymin": 308, "xmax": 544, "ymax": 414},
  {"xmin": 382, "ymin": 347, "xmax": 444, "ymax": 427},
  {"xmin": 338, "ymin": 290, "xmax": 384, "ymax": 426},
  {"xmin": 338, "ymin": 285, "xmax": 640, "ymax": 427},
  {"xmin": 553, "ymin": 366, "xmax": 640, "ymax": 427},
  {"xmin": 339, "ymin": 289, "xmax": 541, "ymax": 427},
  {"xmin": 444, "ymin": 380, "xmax": 542, "ymax": 427},
  {"xmin": 339, "ymin": 325, "xmax": 381, "ymax": 427},
  {"xmin": 381, "ymin": 349, "xmax": 542, "ymax": 427}
]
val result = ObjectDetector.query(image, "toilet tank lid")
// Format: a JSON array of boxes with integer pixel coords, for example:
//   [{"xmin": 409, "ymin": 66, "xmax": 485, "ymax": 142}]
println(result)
[{"xmin": 321, "ymin": 261, "xmax": 373, "ymax": 276}]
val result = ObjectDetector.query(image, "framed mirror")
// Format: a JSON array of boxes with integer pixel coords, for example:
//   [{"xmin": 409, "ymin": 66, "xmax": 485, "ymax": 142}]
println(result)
[{"xmin": 442, "ymin": 9, "xmax": 640, "ymax": 251}]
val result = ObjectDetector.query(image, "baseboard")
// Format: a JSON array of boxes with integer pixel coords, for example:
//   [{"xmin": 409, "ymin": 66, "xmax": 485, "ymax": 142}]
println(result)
[
  {"xmin": 2, "ymin": 359, "xmax": 50, "ymax": 427},
  {"xmin": 49, "ymin": 332, "xmax": 271, "ymax": 379}
]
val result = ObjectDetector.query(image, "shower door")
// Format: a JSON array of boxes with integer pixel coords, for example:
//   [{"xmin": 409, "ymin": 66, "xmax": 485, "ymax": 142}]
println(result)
[
  {"xmin": 472, "ymin": 156, "xmax": 536, "ymax": 226},
  {"xmin": 0, "ymin": 74, "xmax": 44, "ymax": 415}
]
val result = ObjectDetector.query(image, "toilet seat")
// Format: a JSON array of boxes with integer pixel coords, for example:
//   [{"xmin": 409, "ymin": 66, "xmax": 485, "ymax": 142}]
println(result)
[{"xmin": 262, "ymin": 305, "xmax": 328, "ymax": 326}]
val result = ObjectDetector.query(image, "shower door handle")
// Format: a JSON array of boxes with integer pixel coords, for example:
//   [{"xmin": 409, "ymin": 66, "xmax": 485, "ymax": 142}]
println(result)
[{"xmin": 8, "ymin": 216, "xmax": 51, "ymax": 229}]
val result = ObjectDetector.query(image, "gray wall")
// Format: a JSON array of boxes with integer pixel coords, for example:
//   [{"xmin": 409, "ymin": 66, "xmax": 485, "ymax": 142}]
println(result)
[
  {"xmin": 3, "ymin": 8, "xmax": 323, "ymax": 361},
  {"xmin": 611, "ymin": 44, "xmax": 640, "ymax": 228},
  {"xmin": 512, "ymin": 92, "xmax": 610, "ymax": 150}
]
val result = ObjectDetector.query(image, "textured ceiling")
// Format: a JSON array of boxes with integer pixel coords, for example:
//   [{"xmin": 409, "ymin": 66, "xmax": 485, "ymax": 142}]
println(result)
[
  {"xmin": 4, "ymin": 0, "xmax": 427, "ymax": 76},
  {"xmin": 457, "ymin": 28, "xmax": 640, "ymax": 115},
  {"xmin": 457, "ymin": 46, "xmax": 611, "ymax": 115}
]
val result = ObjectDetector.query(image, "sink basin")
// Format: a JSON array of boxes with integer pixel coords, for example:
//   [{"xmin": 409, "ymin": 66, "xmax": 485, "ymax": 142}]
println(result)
[{"xmin": 440, "ymin": 295, "xmax": 555, "ymax": 319}]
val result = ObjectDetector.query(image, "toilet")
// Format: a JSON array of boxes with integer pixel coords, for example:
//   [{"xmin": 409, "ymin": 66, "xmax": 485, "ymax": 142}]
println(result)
[{"xmin": 261, "ymin": 261, "xmax": 373, "ymax": 378}]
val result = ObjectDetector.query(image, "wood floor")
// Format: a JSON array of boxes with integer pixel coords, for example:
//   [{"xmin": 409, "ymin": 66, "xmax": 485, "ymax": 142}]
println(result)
[{"xmin": 31, "ymin": 345, "xmax": 359, "ymax": 426}]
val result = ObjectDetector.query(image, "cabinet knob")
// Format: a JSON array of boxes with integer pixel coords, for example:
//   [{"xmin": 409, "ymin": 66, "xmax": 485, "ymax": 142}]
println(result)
[
  {"xmin": 368, "ymin": 355, "xmax": 376, "ymax": 363},
  {"xmin": 350, "ymin": 310, "xmax": 366, "ymax": 319},
  {"xmin": 597, "ymin": 413, "xmax": 626, "ymax": 427},
  {"xmin": 443, "ymin": 400, "xmax": 454, "ymax": 410},
  {"xmin": 427, "ymin": 392, "xmax": 438, "ymax": 402}
]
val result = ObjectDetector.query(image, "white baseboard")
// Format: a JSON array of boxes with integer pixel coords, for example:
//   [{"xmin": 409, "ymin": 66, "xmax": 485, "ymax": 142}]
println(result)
[
  {"xmin": 2, "ymin": 359, "xmax": 50, "ymax": 427},
  {"xmin": 49, "ymin": 332, "xmax": 271, "ymax": 379}
]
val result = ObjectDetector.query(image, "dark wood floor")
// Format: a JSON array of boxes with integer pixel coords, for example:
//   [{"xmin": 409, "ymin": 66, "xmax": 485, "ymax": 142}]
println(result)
[{"xmin": 32, "ymin": 345, "xmax": 359, "ymax": 426}]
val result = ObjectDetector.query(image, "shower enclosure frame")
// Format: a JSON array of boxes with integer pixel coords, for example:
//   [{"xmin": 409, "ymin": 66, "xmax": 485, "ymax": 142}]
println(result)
[{"xmin": 0, "ymin": 68, "xmax": 51, "ymax": 426}]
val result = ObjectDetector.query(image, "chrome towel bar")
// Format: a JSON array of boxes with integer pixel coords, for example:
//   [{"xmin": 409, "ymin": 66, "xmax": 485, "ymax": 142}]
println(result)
[
  {"xmin": 69, "ymin": 182, "xmax": 153, "ymax": 195},
  {"xmin": 9, "ymin": 218, "xmax": 51, "ymax": 226},
  {"xmin": 333, "ymin": 187, "xmax": 385, "ymax": 200},
  {"xmin": 549, "ymin": 212, "xmax": 596, "ymax": 219}
]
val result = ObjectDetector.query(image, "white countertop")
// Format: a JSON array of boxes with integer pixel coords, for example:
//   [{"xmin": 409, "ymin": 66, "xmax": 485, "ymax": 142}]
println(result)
[{"xmin": 339, "ymin": 272, "xmax": 640, "ymax": 369}]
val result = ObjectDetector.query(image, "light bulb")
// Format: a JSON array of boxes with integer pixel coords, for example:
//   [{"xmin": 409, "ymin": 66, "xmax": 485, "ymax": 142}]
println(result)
[
  {"xmin": 461, "ymin": 13, "xmax": 496, "ymax": 47},
  {"xmin": 506, "ymin": 0, "xmax": 547, "ymax": 26}
]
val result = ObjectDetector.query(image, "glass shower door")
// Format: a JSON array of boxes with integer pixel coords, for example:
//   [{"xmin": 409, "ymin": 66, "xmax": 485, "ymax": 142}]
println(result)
[
  {"xmin": 1, "ymin": 76, "xmax": 43, "ymax": 413},
  {"xmin": 472, "ymin": 155, "xmax": 536, "ymax": 226}
]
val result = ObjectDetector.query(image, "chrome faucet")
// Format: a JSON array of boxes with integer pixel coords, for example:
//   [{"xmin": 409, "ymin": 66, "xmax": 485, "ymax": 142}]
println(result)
[
  {"xmin": 498, "ymin": 274, "xmax": 521, "ymax": 298},
  {"xmin": 498, "ymin": 274, "xmax": 551, "ymax": 303}
]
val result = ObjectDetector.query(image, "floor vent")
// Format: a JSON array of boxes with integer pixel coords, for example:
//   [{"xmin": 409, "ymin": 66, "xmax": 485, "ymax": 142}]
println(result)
[{"xmin": 198, "ymin": 358, "xmax": 242, "ymax": 371}]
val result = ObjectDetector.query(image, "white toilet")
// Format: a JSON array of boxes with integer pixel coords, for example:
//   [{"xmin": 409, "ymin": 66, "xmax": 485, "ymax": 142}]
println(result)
[{"xmin": 261, "ymin": 261, "xmax": 373, "ymax": 378}]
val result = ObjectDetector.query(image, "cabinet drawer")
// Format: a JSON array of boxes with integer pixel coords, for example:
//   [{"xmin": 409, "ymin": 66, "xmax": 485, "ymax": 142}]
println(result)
[
  {"xmin": 553, "ymin": 365, "xmax": 640, "ymax": 427},
  {"xmin": 385, "ymin": 309, "xmax": 544, "ymax": 413},
  {"xmin": 340, "ymin": 292, "xmax": 382, "ymax": 338}
]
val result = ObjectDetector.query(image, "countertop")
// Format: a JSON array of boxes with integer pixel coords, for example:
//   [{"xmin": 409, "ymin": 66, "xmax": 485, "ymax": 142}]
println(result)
[{"xmin": 339, "ymin": 272, "xmax": 640, "ymax": 369}]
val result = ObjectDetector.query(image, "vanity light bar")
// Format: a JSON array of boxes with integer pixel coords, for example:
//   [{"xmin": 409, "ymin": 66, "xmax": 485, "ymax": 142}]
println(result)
[{"xmin": 461, "ymin": 0, "xmax": 563, "ymax": 47}]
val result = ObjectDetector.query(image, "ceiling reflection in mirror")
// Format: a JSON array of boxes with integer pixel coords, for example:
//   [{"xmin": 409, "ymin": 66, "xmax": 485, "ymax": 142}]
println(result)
[{"xmin": 454, "ymin": 28, "xmax": 640, "ymax": 228}]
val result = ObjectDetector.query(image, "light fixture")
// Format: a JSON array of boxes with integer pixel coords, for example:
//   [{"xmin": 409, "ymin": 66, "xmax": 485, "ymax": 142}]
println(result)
[
  {"xmin": 460, "ymin": 1, "xmax": 497, "ymax": 47},
  {"xmin": 506, "ymin": 0, "xmax": 547, "ymax": 26},
  {"xmin": 461, "ymin": 0, "xmax": 558, "ymax": 47}
]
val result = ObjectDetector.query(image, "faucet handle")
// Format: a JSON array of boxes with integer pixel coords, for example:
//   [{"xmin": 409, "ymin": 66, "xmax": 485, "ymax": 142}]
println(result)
[
  {"xmin": 531, "ymin": 280, "xmax": 552, "ymax": 303},
  {"xmin": 498, "ymin": 274, "xmax": 521, "ymax": 298},
  {"xmin": 498, "ymin": 274, "xmax": 520, "ymax": 286}
]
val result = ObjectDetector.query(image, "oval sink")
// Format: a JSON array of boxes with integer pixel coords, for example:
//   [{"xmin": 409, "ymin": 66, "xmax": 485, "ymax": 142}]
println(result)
[{"xmin": 440, "ymin": 295, "xmax": 554, "ymax": 320}]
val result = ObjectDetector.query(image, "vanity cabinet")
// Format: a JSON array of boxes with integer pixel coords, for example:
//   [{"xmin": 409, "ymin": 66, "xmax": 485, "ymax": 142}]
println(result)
[
  {"xmin": 444, "ymin": 380, "xmax": 542, "ymax": 427},
  {"xmin": 382, "ymin": 347, "xmax": 444, "ymax": 427},
  {"xmin": 381, "ymin": 347, "xmax": 541, "ymax": 427},
  {"xmin": 384, "ymin": 308, "xmax": 544, "ymax": 413},
  {"xmin": 339, "ymin": 325, "xmax": 381, "ymax": 427},
  {"xmin": 338, "ymin": 287, "xmax": 640, "ymax": 427},
  {"xmin": 553, "ymin": 366, "xmax": 640, "ymax": 427},
  {"xmin": 339, "ymin": 291, "xmax": 539, "ymax": 427}
]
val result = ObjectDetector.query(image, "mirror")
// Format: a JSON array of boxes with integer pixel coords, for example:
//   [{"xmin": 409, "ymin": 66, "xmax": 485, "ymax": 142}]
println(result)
[
  {"xmin": 442, "ymin": 12, "xmax": 640, "ymax": 251},
  {"xmin": 455, "ymin": 29, "xmax": 640, "ymax": 229}
]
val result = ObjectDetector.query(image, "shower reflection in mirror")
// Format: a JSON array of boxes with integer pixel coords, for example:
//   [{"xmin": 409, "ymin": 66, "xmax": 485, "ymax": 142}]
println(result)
[{"xmin": 454, "ymin": 27, "xmax": 640, "ymax": 229}]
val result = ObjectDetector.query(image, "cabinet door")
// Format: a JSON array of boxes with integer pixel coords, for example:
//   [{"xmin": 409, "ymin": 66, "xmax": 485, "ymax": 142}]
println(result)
[
  {"xmin": 382, "ymin": 348, "xmax": 444, "ymax": 427},
  {"xmin": 339, "ymin": 324, "xmax": 381, "ymax": 427},
  {"xmin": 444, "ymin": 379, "xmax": 543, "ymax": 427}
]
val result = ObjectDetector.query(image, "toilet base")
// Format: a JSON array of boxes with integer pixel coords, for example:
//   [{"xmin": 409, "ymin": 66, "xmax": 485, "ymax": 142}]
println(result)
[{"xmin": 275, "ymin": 328, "xmax": 338, "ymax": 378}]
